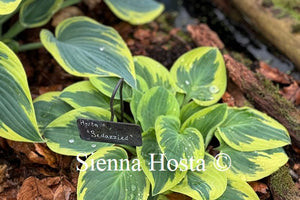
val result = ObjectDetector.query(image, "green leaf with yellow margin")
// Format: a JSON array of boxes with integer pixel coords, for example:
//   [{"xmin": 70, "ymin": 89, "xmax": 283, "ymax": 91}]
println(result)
[
  {"xmin": 0, "ymin": 0, "xmax": 22, "ymax": 15},
  {"xmin": 33, "ymin": 91, "xmax": 73, "ymax": 134},
  {"xmin": 216, "ymin": 131, "xmax": 289, "ymax": 182},
  {"xmin": 103, "ymin": 0, "xmax": 164, "ymax": 25},
  {"xmin": 130, "ymin": 89, "xmax": 143, "ymax": 123},
  {"xmin": 148, "ymin": 195, "xmax": 168, "ymax": 200},
  {"xmin": 155, "ymin": 115, "xmax": 205, "ymax": 170},
  {"xmin": 0, "ymin": 42, "xmax": 43, "ymax": 142},
  {"xmin": 180, "ymin": 101, "xmax": 205, "ymax": 123},
  {"xmin": 44, "ymin": 106, "xmax": 113, "ymax": 156},
  {"xmin": 170, "ymin": 47, "xmax": 226, "ymax": 106},
  {"xmin": 137, "ymin": 86, "xmax": 180, "ymax": 131},
  {"xmin": 20, "ymin": 0, "xmax": 63, "ymax": 28},
  {"xmin": 60, "ymin": 80, "xmax": 111, "ymax": 109},
  {"xmin": 40, "ymin": 16, "xmax": 136, "ymax": 87},
  {"xmin": 130, "ymin": 56, "xmax": 177, "ymax": 123},
  {"xmin": 217, "ymin": 107, "xmax": 290, "ymax": 151},
  {"xmin": 77, "ymin": 146, "xmax": 150, "ymax": 200},
  {"xmin": 171, "ymin": 154, "xmax": 227, "ymax": 200},
  {"xmin": 217, "ymin": 178, "xmax": 259, "ymax": 200},
  {"xmin": 175, "ymin": 92, "xmax": 185, "ymax": 107},
  {"xmin": 136, "ymin": 129, "xmax": 186, "ymax": 195},
  {"xmin": 134, "ymin": 56, "xmax": 175, "ymax": 92},
  {"xmin": 182, "ymin": 104, "xmax": 227, "ymax": 147},
  {"xmin": 90, "ymin": 77, "xmax": 132, "ymax": 101}
]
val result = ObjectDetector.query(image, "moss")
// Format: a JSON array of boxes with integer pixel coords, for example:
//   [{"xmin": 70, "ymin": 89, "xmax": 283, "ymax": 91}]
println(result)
[
  {"xmin": 272, "ymin": 0, "xmax": 300, "ymax": 21},
  {"xmin": 155, "ymin": 12, "xmax": 178, "ymax": 32},
  {"xmin": 176, "ymin": 29, "xmax": 193, "ymax": 43},
  {"xmin": 256, "ymin": 74, "xmax": 294, "ymax": 113},
  {"xmin": 292, "ymin": 23, "xmax": 300, "ymax": 33},
  {"xmin": 262, "ymin": 0, "xmax": 274, "ymax": 7},
  {"xmin": 269, "ymin": 165, "xmax": 299, "ymax": 199},
  {"xmin": 242, "ymin": 74, "xmax": 299, "ymax": 128},
  {"xmin": 229, "ymin": 51, "xmax": 253, "ymax": 68},
  {"xmin": 273, "ymin": 0, "xmax": 300, "ymax": 9}
]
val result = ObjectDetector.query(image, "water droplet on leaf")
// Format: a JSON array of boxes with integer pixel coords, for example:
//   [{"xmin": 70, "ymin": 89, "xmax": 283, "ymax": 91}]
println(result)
[
  {"xmin": 209, "ymin": 85, "xmax": 219, "ymax": 94},
  {"xmin": 185, "ymin": 80, "xmax": 190, "ymax": 85},
  {"xmin": 131, "ymin": 185, "xmax": 136, "ymax": 191},
  {"xmin": 91, "ymin": 144, "xmax": 96, "ymax": 148},
  {"xmin": 99, "ymin": 47, "xmax": 104, "ymax": 51},
  {"xmin": 68, "ymin": 139, "xmax": 74, "ymax": 144}
]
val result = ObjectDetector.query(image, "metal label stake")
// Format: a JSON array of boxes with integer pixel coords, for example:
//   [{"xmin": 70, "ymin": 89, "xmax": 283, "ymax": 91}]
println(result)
[{"xmin": 77, "ymin": 78, "xmax": 142, "ymax": 146}]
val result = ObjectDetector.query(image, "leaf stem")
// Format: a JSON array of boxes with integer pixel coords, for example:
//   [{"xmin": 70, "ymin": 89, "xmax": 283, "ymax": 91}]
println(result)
[
  {"xmin": 2, "ymin": 21, "xmax": 25, "ymax": 40},
  {"xmin": 119, "ymin": 145, "xmax": 137, "ymax": 155},
  {"xmin": 182, "ymin": 94, "xmax": 191, "ymax": 107},
  {"xmin": 0, "ymin": 14, "xmax": 13, "ymax": 26},
  {"xmin": 18, "ymin": 42, "xmax": 43, "ymax": 52},
  {"xmin": 0, "ymin": 0, "xmax": 25, "ymax": 38},
  {"xmin": 0, "ymin": 12, "xmax": 18, "ymax": 38},
  {"xmin": 115, "ymin": 111, "xmax": 135, "ymax": 124},
  {"xmin": 60, "ymin": 0, "xmax": 81, "ymax": 9}
]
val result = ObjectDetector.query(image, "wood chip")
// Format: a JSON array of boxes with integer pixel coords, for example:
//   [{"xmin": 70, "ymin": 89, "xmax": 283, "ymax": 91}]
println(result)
[
  {"xmin": 187, "ymin": 24, "xmax": 224, "ymax": 48},
  {"xmin": 17, "ymin": 177, "xmax": 54, "ymax": 200},
  {"xmin": 280, "ymin": 81, "xmax": 300, "ymax": 106},
  {"xmin": 249, "ymin": 181, "xmax": 269, "ymax": 194},
  {"xmin": 256, "ymin": 61, "xmax": 292, "ymax": 84}
]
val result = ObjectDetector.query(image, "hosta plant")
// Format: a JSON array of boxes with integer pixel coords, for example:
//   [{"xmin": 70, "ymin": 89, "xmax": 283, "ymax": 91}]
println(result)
[
  {"xmin": 0, "ymin": 0, "xmax": 164, "ymax": 52},
  {"xmin": 0, "ymin": 0, "xmax": 70, "ymax": 45},
  {"xmin": 0, "ymin": 16, "xmax": 291, "ymax": 200}
]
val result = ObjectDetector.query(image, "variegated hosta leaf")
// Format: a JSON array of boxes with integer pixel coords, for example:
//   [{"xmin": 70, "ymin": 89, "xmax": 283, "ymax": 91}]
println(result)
[
  {"xmin": 137, "ymin": 86, "xmax": 180, "ymax": 131},
  {"xmin": 77, "ymin": 146, "xmax": 150, "ymax": 200},
  {"xmin": 180, "ymin": 101, "xmax": 205, "ymax": 123},
  {"xmin": 182, "ymin": 104, "xmax": 227, "ymax": 146},
  {"xmin": 0, "ymin": 0, "xmax": 22, "ymax": 15},
  {"xmin": 20, "ymin": 0, "xmax": 63, "ymax": 28},
  {"xmin": 148, "ymin": 195, "xmax": 168, "ymax": 200},
  {"xmin": 33, "ymin": 91, "xmax": 73, "ymax": 133},
  {"xmin": 134, "ymin": 56, "xmax": 174, "ymax": 92},
  {"xmin": 216, "ymin": 135, "xmax": 289, "ymax": 181},
  {"xmin": 89, "ymin": 77, "xmax": 132, "ymax": 101},
  {"xmin": 176, "ymin": 92, "xmax": 185, "ymax": 107},
  {"xmin": 171, "ymin": 154, "xmax": 227, "ymax": 200},
  {"xmin": 0, "ymin": 42, "xmax": 43, "ymax": 142},
  {"xmin": 136, "ymin": 130, "xmax": 186, "ymax": 195},
  {"xmin": 217, "ymin": 107, "xmax": 290, "ymax": 151},
  {"xmin": 130, "ymin": 89, "xmax": 143, "ymax": 123},
  {"xmin": 170, "ymin": 47, "xmax": 226, "ymax": 106},
  {"xmin": 40, "ymin": 16, "xmax": 136, "ymax": 87},
  {"xmin": 44, "ymin": 106, "xmax": 113, "ymax": 156},
  {"xmin": 60, "ymin": 80, "xmax": 110, "ymax": 109},
  {"xmin": 103, "ymin": 0, "xmax": 164, "ymax": 25},
  {"xmin": 217, "ymin": 178, "xmax": 259, "ymax": 200},
  {"xmin": 155, "ymin": 115, "xmax": 205, "ymax": 170}
]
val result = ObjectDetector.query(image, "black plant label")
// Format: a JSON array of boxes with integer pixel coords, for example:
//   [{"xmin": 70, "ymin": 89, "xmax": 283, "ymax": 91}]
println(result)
[{"xmin": 77, "ymin": 119, "xmax": 142, "ymax": 146}]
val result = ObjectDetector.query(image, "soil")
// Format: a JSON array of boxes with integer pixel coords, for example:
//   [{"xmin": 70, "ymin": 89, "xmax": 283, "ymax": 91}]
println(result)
[{"xmin": 0, "ymin": 0, "xmax": 299, "ymax": 199}]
